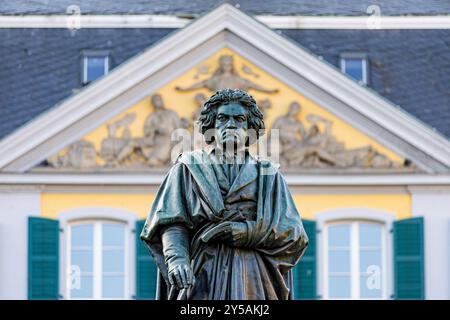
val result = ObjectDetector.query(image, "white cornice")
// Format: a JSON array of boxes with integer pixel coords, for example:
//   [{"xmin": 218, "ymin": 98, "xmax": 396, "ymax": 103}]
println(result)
[
  {"xmin": 256, "ymin": 15, "xmax": 450, "ymax": 29},
  {"xmin": 1, "ymin": 14, "xmax": 450, "ymax": 29},
  {"xmin": 0, "ymin": 4, "xmax": 449, "ymax": 173},
  {"xmin": 0, "ymin": 173, "xmax": 449, "ymax": 186}
]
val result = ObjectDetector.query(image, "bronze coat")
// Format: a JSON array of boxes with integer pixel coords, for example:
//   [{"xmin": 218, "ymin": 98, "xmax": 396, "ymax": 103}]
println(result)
[{"xmin": 141, "ymin": 149, "xmax": 308, "ymax": 300}]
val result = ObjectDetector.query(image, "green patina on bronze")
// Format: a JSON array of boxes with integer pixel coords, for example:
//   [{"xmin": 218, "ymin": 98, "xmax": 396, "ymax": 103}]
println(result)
[{"xmin": 140, "ymin": 89, "xmax": 308, "ymax": 300}]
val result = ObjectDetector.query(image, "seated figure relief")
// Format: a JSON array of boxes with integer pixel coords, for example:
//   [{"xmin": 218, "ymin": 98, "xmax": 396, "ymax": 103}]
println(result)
[
  {"xmin": 137, "ymin": 93, "xmax": 189, "ymax": 166},
  {"xmin": 46, "ymin": 139, "xmax": 97, "ymax": 169},
  {"xmin": 271, "ymin": 101, "xmax": 410, "ymax": 169},
  {"xmin": 45, "ymin": 93, "xmax": 189, "ymax": 169}
]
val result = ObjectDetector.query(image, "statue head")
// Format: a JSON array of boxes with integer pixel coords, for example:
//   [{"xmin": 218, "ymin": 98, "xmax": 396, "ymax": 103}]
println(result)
[
  {"xmin": 198, "ymin": 89, "xmax": 265, "ymax": 150},
  {"xmin": 218, "ymin": 55, "xmax": 235, "ymax": 74},
  {"xmin": 151, "ymin": 93, "xmax": 165, "ymax": 111},
  {"xmin": 287, "ymin": 101, "xmax": 301, "ymax": 118}
]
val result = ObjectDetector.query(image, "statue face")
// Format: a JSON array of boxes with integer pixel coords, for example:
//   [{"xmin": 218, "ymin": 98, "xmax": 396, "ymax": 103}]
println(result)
[
  {"xmin": 214, "ymin": 103, "xmax": 248, "ymax": 152},
  {"xmin": 219, "ymin": 56, "xmax": 234, "ymax": 73},
  {"xmin": 151, "ymin": 94, "xmax": 164, "ymax": 110},
  {"xmin": 288, "ymin": 102, "xmax": 300, "ymax": 117}
]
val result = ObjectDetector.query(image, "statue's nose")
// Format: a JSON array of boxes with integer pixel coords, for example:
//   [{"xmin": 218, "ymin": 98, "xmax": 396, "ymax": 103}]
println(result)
[{"xmin": 226, "ymin": 119, "xmax": 237, "ymax": 129}]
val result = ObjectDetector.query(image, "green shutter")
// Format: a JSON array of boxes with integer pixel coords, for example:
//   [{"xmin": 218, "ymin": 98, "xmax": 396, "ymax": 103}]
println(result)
[
  {"xmin": 393, "ymin": 217, "xmax": 425, "ymax": 299},
  {"xmin": 293, "ymin": 219, "xmax": 316, "ymax": 300},
  {"xmin": 28, "ymin": 217, "xmax": 59, "ymax": 300},
  {"xmin": 135, "ymin": 219, "xmax": 158, "ymax": 299}
]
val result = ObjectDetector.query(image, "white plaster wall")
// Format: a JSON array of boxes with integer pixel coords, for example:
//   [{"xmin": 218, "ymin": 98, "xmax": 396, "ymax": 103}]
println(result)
[
  {"xmin": 411, "ymin": 188, "xmax": 450, "ymax": 299},
  {"xmin": 0, "ymin": 190, "xmax": 41, "ymax": 299}
]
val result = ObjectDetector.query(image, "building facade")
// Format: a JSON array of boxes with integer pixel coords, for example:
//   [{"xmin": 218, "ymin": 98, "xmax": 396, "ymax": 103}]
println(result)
[{"xmin": 1, "ymin": 2, "xmax": 450, "ymax": 300}]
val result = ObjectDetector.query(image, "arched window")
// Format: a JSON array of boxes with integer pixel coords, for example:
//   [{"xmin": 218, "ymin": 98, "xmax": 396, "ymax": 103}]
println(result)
[
  {"xmin": 324, "ymin": 220, "xmax": 387, "ymax": 299},
  {"xmin": 67, "ymin": 220, "xmax": 129, "ymax": 299}
]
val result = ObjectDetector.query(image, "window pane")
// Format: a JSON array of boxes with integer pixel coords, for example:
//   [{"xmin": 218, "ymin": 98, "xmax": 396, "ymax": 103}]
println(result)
[
  {"xmin": 360, "ymin": 274, "xmax": 383, "ymax": 299},
  {"xmin": 102, "ymin": 250, "xmax": 125, "ymax": 273},
  {"xmin": 71, "ymin": 250, "xmax": 93, "ymax": 273},
  {"xmin": 86, "ymin": 57, "xmax": 106, "ymax": 82},
  {"xmin": 102, "ymin": 275, "xmax": 125, "ymax": 298},
  {"xmin": 343, "ymin": 58, "xmax": 364, "ymax": 82},
  {"xmin": 360, "ymin": 250, "xmax": 382, "ymax": 273},
  {"xmin": 103, "ymin": 224, "xmax": 125, "ymax": 247},
  {"xmin": 329, "ymin": 250, "xmax": 351, "ymax": 273},
  {"xmin": 71, "ymin": 275, "xmax": 93, "ymax": 299},
  {"xmin": 359, "ymin": 223, "xmax": 382, "ymax": 247},
  {"xmin": 328, "ymin": 224, "xmax": 350, "ymax": 247},
  {"xmin": 71, "ymin": 224, "xmax": 93, "ymax": 247},
  {"xmin": 329, "ymin": 275, "xmax": 351, "ymax": 299}
]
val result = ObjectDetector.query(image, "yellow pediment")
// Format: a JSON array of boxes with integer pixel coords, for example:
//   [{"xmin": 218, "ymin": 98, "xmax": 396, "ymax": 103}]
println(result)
[{"xmin": 41, "ymin": 48, "xmax": 413, "ymax": 172}]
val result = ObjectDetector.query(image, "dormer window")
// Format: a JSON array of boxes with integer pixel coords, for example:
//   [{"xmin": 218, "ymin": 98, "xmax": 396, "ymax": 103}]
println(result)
[
  {"xmin": 82, "ymin": 51, "xmax": 109, "ymax": 85},
  {"xmin": 340, "ymin": 53, "xmax": 368, "ymax": 85}
]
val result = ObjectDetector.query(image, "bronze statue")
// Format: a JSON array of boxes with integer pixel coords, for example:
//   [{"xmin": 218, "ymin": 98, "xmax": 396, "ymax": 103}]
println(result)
[
  {"xmin": 140, "ymin": 89, "xmax": 308, "ymax": 300},
  {"xmin": 175, "ymin": 55, "xmax": 279, "ymax": 94}
]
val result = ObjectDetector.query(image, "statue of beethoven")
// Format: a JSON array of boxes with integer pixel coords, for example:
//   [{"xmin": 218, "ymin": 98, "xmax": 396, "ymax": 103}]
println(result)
[{"xmin": 140, "ymin": 88, "xmax": 308, "ymax": 300}]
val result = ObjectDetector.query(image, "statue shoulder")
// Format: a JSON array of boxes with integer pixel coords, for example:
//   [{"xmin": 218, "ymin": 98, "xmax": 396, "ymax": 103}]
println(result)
[
  {"xmin": 176, "ymin": 149, "xmax": 209, "ymax": 166},
  {"xmin": 253, "ymin": 155, "xmax": 280, "ymax": 174}
]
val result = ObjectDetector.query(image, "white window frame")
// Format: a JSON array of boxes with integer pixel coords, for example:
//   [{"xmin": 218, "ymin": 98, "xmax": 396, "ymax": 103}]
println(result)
[
  {"xmin": 315, "ymin": 208, "xmax": 394, "ymax": 300},
  {"xmin": 82, "ymin": 52, "xmax": 110, "ymax": 84},
  {"xmin": 323, "ymin": 220, "xmax": 388, "ymax": 300},
  {"xmin": 66, "ymin": 219, "xmax": 129, "ymax": 300},
  {"xmin": 340, "ymin": 54, "xmax": 368, "ymax": 85},
  {"xmin": 58, "ymin": 208, "xmax": 137, "ymax": 300}
]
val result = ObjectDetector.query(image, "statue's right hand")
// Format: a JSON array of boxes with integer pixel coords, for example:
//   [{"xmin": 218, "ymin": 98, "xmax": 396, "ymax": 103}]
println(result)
[{"xmin": 167, "ymin": 261, "xmax": 195, "ymax": 290}]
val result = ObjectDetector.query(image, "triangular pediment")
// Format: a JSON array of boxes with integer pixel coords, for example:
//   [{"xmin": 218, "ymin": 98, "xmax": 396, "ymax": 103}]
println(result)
[{"xmin": 0, "ymin": 4, "xmax": 448, "ymax": 174}]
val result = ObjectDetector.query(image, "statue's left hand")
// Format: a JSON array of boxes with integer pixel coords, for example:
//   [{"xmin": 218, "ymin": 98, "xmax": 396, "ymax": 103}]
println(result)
[{"xmin": 208, "ymin": 221, "xmax": 248, "ymax": 247}]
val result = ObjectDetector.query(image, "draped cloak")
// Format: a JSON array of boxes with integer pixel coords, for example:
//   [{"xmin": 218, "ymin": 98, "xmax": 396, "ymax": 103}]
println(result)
[{"xmin": 140, "ymin": 148, "xmax": 309, "ymax": 300}]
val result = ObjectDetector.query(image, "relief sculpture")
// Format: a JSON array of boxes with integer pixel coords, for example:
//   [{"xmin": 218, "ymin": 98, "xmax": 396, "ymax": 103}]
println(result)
[{"xmin": 271, "ymin": 101, "xmax": 410, "ymax": 169}]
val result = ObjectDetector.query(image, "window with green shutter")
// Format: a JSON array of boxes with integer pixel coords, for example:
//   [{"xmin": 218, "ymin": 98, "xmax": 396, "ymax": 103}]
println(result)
[
  {"xmin": 135, "ymin": 219, "xmax": 158, "ymax": 299},
  {"xmin": 28, "ymin": 217, "xmax": 60, "ymax": 300},
  {"xmin": 393, "ymin": 217, "xmax": 425, "ymax": 299},
  {"xmin": 293, "ymin": 219, "xmax": 316, "ymax": 300}
]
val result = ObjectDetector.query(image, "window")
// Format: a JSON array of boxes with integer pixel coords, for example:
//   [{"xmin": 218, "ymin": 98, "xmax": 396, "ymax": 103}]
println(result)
[
  {"xmin": 325, "ymin": 221, "xmax": 386, "ymax": 299},
  {"xmin": 340, "ymin": 55, "xmax": 368, "ymax": 84},
  {"xmin": 82, "ymin": 52, "xmax": 109, "ymax": 84},
  {"xmin": 67, "ymin": 220, "xmax": 128, "ymax": 299}
]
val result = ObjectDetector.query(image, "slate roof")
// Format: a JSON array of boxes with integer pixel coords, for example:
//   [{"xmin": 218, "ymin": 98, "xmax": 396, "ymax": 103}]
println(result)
[
  {"xmin": 0, "ymin": 28, "xmax": 449, "ymax": 140},
  {"xmin": 0, "ymin": 28, "xmax": 174, "ymax": 139},
  {"xmin": 1, "ymin": 0, "xmax": 450, "ymax": 16}
]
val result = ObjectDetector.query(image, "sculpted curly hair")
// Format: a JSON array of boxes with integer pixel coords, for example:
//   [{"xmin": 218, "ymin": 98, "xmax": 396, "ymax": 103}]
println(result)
[{"xmin": 198, "ymin": 88, "xmax": 265, "ymax": 145}]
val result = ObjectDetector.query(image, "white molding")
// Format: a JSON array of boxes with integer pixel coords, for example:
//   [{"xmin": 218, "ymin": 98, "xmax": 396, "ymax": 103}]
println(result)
[
  {"xmin": 1, "ymin": 14, "xmax": 450, "ymax": 29},
  {"xmin": 1, "ymin": 173, "xmax": 450, "ymax": 186},
  {"xmin": 0, "ymin": 4, "xmax": 449, "ymax": 172},
  {"xmin": 0, "ymin": 15, "xmax": 191, "ymax": 28},
  {"xmin": 256, "ymin": 15, "xmax": 450, "ymax": 30}
]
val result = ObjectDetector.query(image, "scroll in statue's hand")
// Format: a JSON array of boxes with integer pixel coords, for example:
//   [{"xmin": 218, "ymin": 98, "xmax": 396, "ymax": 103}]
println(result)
[{"xmin": 202, "ymin": 221, "xmax": 248, "ymax": 247}]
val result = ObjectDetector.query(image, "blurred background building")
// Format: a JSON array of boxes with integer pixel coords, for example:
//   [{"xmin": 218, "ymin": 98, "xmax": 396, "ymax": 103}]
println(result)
[{"xmin": 0, "ymin": 1, "xmax": 449, "ymax": 300}]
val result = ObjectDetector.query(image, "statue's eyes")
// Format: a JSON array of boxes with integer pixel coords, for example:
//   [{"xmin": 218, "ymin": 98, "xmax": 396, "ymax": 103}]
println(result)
[{"xmin": 235, "ymin": 116, "xmax": 246, "ymax": 122}]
